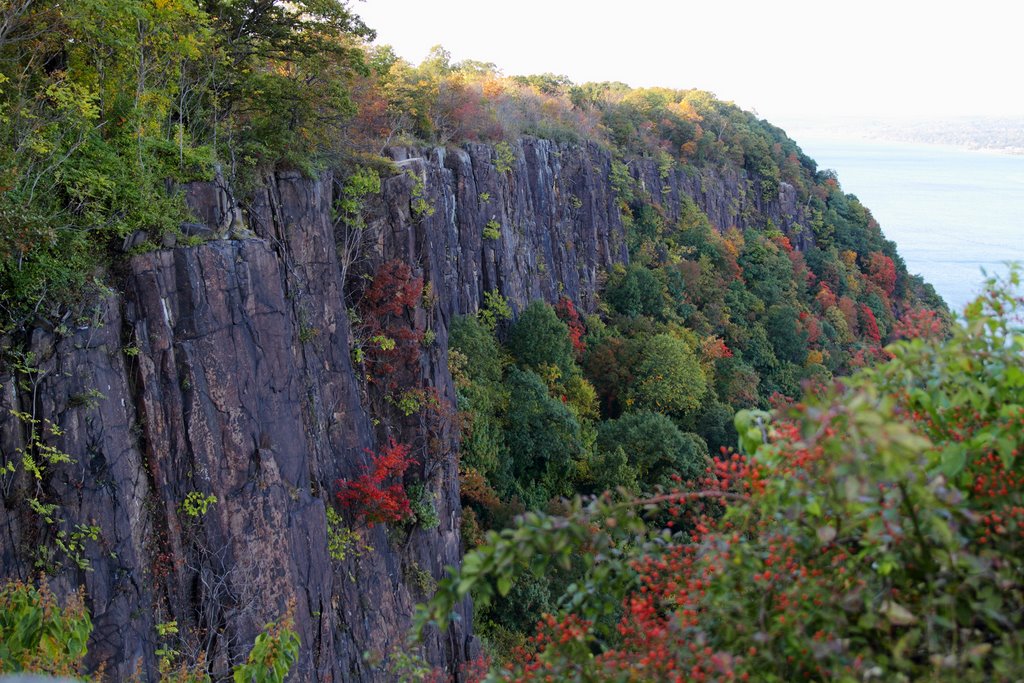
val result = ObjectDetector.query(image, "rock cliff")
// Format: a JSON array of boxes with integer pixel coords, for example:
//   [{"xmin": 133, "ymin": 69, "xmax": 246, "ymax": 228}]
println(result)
[{"xmin": 0, "ymin": 138, "xmax": 805, "ymax": 679}]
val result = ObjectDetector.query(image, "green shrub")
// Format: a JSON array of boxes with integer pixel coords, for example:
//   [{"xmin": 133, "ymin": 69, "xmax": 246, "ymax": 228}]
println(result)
[
  {"xmin": 407, "ymin": 482, "xmax": 440, "ymax": 530},
  {"xmin": 493, "ymin": 141, "xmax": 515, "ymax": 174},
  {"xmin": 0, "ymin": 579, "xmax": 91, "ymax": 676},
  {"xmin": 482, "ymin": 219, "xmax": 501, "ymax": 240}
]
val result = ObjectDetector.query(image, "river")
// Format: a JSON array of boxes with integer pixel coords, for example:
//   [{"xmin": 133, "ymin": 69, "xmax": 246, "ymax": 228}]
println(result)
[{"xmin": 786, "ymin": 135, "xmax": 1024, "ymax": 312}]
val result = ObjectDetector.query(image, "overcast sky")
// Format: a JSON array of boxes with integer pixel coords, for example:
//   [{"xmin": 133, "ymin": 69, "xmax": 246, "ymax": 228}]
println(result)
[{"xmin": 354, "ymin": 0, "xmax": 1023, "ymax": 125}]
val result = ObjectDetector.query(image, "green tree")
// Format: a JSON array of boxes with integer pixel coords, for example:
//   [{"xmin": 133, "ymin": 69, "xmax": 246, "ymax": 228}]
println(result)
[
  {"xmin": 450, "ymin": 314, "xmax": 505, "ymax": 385},
  {"xmin": 504, "ymin": 368, "xmax": 584, "ymax": 505},
  {"xmin": 627, "ymin": 333, "xmax": 707, "ymax": 418},
  {"xmin": 605, "ymin": 265, "xmax": 666, "ymax": 319},
  {"xmin": 506, "ymin": 300, "xmax": 576, "ymax": 378},
  {"xmin": 597, "ymin": 411, "xmax": 710, "ymax": 490},
  {"xmin": 449, "ymin": 315, "xmax": 509, "ymax": 479},
  {"xmin": 764, "ymin": 303, "xmax": 808, "ymax": 365}
]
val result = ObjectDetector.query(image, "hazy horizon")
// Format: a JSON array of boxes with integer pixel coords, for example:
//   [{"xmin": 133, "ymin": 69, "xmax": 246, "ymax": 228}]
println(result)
[{"xmin": 355, "ymin": 0, "xmax": 1023, "ymax": 123}]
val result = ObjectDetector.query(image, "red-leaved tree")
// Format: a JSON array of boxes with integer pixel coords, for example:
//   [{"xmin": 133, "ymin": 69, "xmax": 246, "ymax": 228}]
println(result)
[
  {"xmin": 892, "ymin": 307, "xmax": 946, "ymax": 341},
  {"xmin": 336, "ymin": 439, "xmax": 414, "ymax": 525},
  {"xmin": 859, "ymin": 303, "xmax": 881, "ymax": 345},
  {"xmin": 866, "ymin": 251, "xmax": 897, "ymax": 296},
  {"xmin": 554, "ymin": 296, "xmax": 586, "ymax": 358},
  {"xmin": 358, "ymin": 259, "xmax": 425, "ymax": 392}
]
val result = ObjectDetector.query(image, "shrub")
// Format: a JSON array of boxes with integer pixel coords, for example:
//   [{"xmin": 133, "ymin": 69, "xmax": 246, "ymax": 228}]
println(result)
[
  {"xmin": 0, "ymin": 579, "xmax": 90, "ymax": 676},
  {"xmin": 1, "ymin": 577, "xmax": 300, "ymax": 681},
  {"xmin": 493, "ymin": 141, "xmax": 515, "ymax": 174},
  {"xmin": 482, "ymin": 220, "xmax": 501, "ymax": 240},
  {"xmin": 357, "ymin": 259, "xmax": 424, "ymax": 393},
  {"xmin": 326, "ymin": 507, "xmax": 368, "ymax": 561},
  {"xmin": 419, "ymin": 267, "xmax": 1024, "ymax": 681},
  {"xmin": 336, "ymin": 439, "xmax": 415, "ymax": 526},
  {"xmin": 407, "ymin": 482, "xmax": 440, "ymax": 530},
  {"xmin": 477, "ymin": 290, "xmax": 512, "ymax": 332}
]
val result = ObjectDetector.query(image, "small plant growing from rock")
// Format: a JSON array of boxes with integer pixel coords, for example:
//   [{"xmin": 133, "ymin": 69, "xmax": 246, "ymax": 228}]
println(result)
[
  {"xmin": 326, "ymin": 507, "xmax": 369, "ymax": 562},
  {"xmin": 69, "ymin": 388, "xmax": 105, "ymax": 409},
  {"xmin": 478, "ymin": 290, "xmax": 511, "ymax": 332},
  {"xmin": 482, "ymin": 220, "xmax": 501, "ymax": 240},
  {"xmin": 180, "ymin": 491, "xmax": 217, "ymax": 518},
  {"xmin": 493, "ymin": 141, "xmax": 515, "ymax": 174},
  {"xmin": 403, "ymin": 558, "xmax": 436, "ymax": 595},
  {"xmin": 406, "ymin": 171, "xmax": 434, "ymax": 220},
  {"xmin": 407, "ymin": 482, "xmax": 440, "ymax": 530}
]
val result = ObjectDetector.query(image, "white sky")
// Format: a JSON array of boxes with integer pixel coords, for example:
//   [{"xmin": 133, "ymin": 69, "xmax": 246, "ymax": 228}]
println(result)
[{"xmin": 353, "ymin": 0, "xmax": 1023, "ymax": 124}]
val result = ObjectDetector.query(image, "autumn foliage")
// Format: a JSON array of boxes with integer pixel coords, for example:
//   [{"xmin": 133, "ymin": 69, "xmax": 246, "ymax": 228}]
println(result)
[
  {"xmin": 336, "ymin": 439, "xmax": 415, "ymax": 525},
  {"xmin": 357, "ymin": 259, "xmax": 425, "ymax": 392},
  {"xmin": 554, "ymin": 296, "xmax": 587, "ymax": 358},
  {"xmin": 430, "ymin": 270, "xmax": 1024, "ymax": 681}
]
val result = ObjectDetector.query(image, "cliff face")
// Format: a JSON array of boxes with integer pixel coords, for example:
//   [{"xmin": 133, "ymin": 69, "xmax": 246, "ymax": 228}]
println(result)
[{"xmin": 0, "ymin": 138, "xmax": 804, "ymax": 679}]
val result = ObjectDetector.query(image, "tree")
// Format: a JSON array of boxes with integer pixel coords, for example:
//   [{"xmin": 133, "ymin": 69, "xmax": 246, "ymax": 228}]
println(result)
[
  {"xmin": 506, "ymin": 300, "xmax": 576, "ymax": 378},
  {"xmin": 449, "ymin": 315, "xmax": 504, "ymax": 385},
  {"xmin": 866, "ymin": 251, "xmax": 897, "ymax": 296},
  {"xmin": 605, "ymin": 265, "xmax": 666, "ymax": 319},
  {"xmin": 503, "ymin": 368, "xmax": 584, "ymax": 505},
  {"xmin": 627, "ymin": 333, "xmax": 707, "ymax": 418},
  {"xmin": 764, "ymin": 303, "xmax": 808, "ymax": 365},
  {"xmin": 584, "ymin": 335, "xmax": 633, "ymax": 417},
  {"xmin": 596, "ymin": 411, "xmax": 710, "ymax": 490},
  {"xmin": 449, "ymin": 315, "xmax": 509, "ymax": 480}
]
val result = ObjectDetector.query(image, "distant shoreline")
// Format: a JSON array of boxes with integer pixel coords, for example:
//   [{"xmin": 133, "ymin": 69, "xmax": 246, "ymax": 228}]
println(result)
[
  {"xmin": 789, "ymin": 136, "xmax": 1024, "ymax": 313},
  {"xmin": 860, "ymin": 134, "xmax": 1024, "ymax": 157},
  {"xmin": 776, "ymin": 116, "xmax": 1024, "ymax": 157}
]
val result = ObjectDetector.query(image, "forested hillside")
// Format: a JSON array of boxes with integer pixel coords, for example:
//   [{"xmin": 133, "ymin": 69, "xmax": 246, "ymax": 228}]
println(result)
[
  {"xmin": 0, "ymin": 3, "xmax": 940, "ymax": 335},
  {"xmin": 5, "ymin": 2, "xmax": 1011, "ymax": 682}
]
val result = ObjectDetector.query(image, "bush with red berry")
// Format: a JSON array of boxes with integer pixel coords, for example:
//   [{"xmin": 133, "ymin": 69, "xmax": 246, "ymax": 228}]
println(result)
[{"xmin": 420, "ymin": 267, "xmax": 1024, "ymax": 681}]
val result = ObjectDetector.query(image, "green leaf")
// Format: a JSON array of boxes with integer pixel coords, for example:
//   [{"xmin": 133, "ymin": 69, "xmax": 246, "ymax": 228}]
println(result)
[
  {"xmin": 880, "ymin": 600, "xmax": 917, "ymax": 626},
  {"xmin": 456, "ymin": 577, "xmax": 476, "ymax": 597},
  {"xmin": 939, "ymin": 443, "xmax": 967, "ymax": 477}
]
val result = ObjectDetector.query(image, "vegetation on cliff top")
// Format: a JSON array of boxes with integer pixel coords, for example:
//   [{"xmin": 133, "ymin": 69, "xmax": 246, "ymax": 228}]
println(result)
[
  {"xmin": 0, "ymin": 0, "xmax": 371, "ymax": 330},
  {"xmin": 1, "ymin": 1, "xmax": 942, "ymax": 332}
]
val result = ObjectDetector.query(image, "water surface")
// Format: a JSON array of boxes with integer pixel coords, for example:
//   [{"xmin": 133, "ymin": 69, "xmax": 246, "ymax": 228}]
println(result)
[{"xmin": 789, "ymin": 136, "xmax": 1024, "ymax": 312}]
